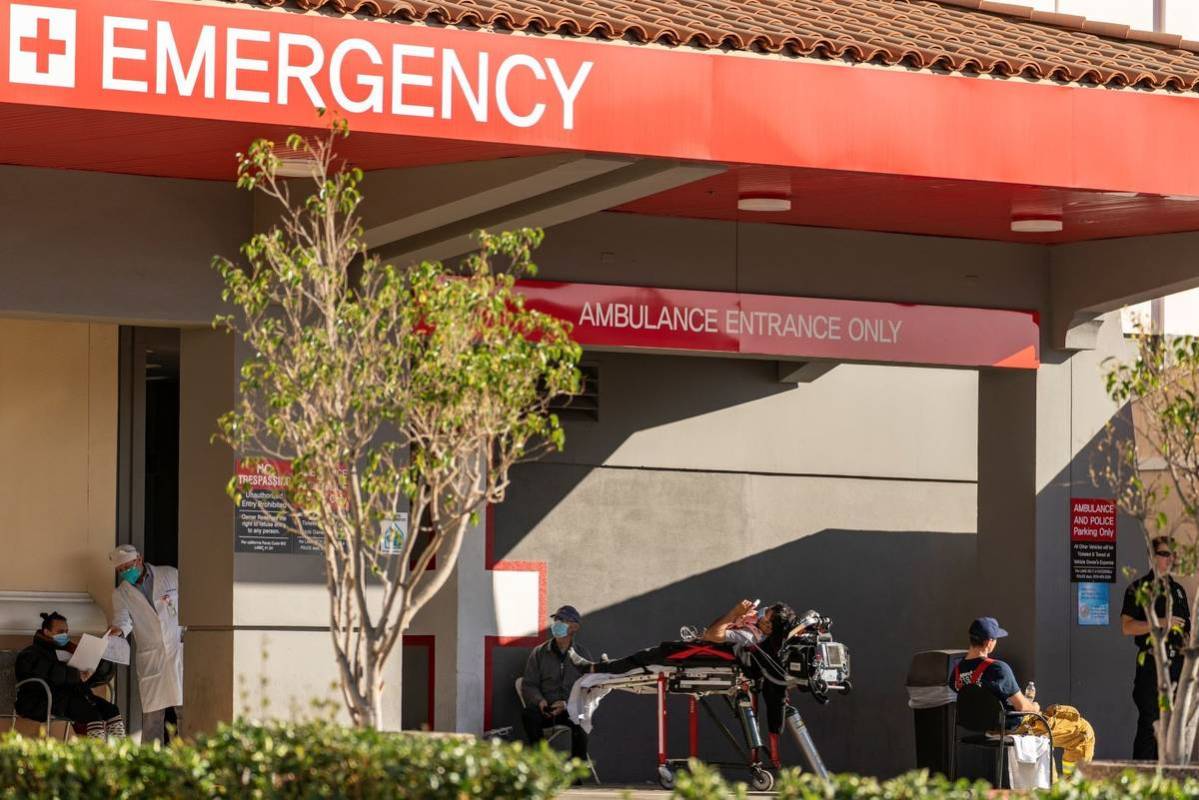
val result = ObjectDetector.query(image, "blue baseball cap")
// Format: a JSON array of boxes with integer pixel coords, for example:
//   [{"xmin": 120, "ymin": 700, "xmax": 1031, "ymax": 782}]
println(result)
[
  {"xmin": 552, "ymin": 605, "xmax": 582, "ymax": 625},
  {"xmin": 969, "ymin": 617, "xmax": 1008, "ymax": 640}
]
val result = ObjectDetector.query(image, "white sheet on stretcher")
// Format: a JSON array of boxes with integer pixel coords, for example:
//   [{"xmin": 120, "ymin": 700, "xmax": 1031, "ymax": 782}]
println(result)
[{"xmin": 567, "ymin": 668, "xmax": 671, "ymax": 734}]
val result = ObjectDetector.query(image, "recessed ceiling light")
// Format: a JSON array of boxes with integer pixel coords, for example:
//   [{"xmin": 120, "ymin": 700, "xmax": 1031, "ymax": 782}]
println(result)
[
  {"xmin": 1101, "ymin": 191, "xmax": 1139, "ymax": 198},
  {"xmin": 1165, "ymin": 194, "xmax": 1199, "ymax": 202},
  {"xmin": 276, "ymin": 158, "xmax": 318, "ymax": 178},
  {"xmin": 738, "ymin": 194, "xmax": 791, "ymax": 212},
  {"xmin": 1010, "ymin": 215, "xmax": 1063, "ymax": 233}
]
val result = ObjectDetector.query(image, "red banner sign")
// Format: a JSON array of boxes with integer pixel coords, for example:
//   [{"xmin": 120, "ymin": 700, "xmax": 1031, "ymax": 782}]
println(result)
[
  {"xmin": 1070, "ymin": 498, "xmax": 1117, "ymax": 583},
  {"xmin": 1070, "ymin": 499, "xmax": 1117, "ymax": 542},
  {"xmin": 517, "ymin": 280, "xmax": 1039, "ymax": 369},
  {"xmin": 5, "ymin": 0, "xmax": 1199, "ymax": 196}
]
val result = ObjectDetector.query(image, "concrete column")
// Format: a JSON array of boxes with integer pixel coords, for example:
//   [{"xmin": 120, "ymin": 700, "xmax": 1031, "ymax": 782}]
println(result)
[
  {"xmin": 978, "ymin": 315, "xmax": 1143, "ymax": 758},
  {"xmin": 977, "ymin": 368, "xmax": 1039, "ymax": 675},
  {"xmin": 178, "ymin": 327, "xmax": 236, "ymax": 736}
]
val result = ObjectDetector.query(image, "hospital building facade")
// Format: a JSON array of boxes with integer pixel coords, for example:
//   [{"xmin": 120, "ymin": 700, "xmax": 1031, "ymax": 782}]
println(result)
[{"xmin": 3, "ymin": 0, "xmax": 1199, "ymax": 780}]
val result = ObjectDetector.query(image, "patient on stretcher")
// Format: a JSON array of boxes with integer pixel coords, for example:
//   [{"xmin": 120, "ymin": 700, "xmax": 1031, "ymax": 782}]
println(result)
[{"xmin": 598, "ymin": 599, "xmax": 798, "ymax": 673}]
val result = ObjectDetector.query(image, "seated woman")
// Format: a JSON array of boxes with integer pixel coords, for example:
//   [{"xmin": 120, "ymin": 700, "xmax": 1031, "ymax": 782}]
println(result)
[{"xmin": 14, "ymin": 612, "xmax": 125, "ymax": 739}]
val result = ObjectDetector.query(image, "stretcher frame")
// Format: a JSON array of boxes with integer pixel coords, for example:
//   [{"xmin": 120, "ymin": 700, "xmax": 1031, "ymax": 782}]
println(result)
[{"xmin": 589, "ymin": 660, "xmax": 834, "ymax": 791}]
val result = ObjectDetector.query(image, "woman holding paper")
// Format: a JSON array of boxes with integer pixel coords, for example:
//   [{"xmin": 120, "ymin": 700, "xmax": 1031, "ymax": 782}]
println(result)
[{"xmin": 14, "ymin": 612, "xmax": 125, "ymax": 739}]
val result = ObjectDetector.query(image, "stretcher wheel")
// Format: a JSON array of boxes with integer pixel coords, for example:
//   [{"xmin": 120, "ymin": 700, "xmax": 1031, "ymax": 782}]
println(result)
[
  {"xmin": 750, "ymin": 767, "xmax": 774, "ymax": 792},
  {"xmin": 657, "ymin": 765, "xmax": 675, "ymax": 790}
]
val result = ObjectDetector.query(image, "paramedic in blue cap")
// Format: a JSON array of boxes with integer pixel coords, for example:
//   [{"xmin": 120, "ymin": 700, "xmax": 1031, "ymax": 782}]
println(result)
[
  {"xmin": 950, "ymin": 616, "xmax": 1095, "ymax": 771},
  {"xmin": 520, "ymin": 604, "xmax": 592, "ymax": 762},
  {"xmin": 950, "ymin": 617, "xmax": 1033, "ymax": 716}
]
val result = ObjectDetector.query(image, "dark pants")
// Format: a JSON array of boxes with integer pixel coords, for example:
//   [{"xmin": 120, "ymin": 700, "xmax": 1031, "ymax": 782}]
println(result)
[
  {"xmin": 603, "ymin": 645, "xmax": 668, "ymax": 675},
  {"xmin": 60, "ymin": 690, "xmax": 120, "ymax": 728},
  {"xmin": 1133, "ymin": 658, "xmax": 1182, "ymax": 760},
  {"xmin": 521, "ymin": 704, "xmax": 588, "ymax": 760}
]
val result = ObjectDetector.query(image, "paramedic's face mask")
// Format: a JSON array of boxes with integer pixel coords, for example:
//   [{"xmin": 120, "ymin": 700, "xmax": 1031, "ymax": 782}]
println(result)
[{"xmin": 550, "ymin": 620, "xmax": 570, "ymax": 639}]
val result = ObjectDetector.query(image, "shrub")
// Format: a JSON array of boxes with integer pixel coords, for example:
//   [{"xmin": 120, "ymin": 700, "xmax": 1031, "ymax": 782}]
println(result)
[
  {"xmin": 672, "ymin": 761, "xmax": 747, "ymax": 800},
  {"xmin": 0, "ymin": 721, "xmax": 583, "ymax": 799},
  {"xmin": 668, "ymin": 768, "xmax": 1199, "ymax": 800},
  {"xmin": 0, "ymin": 734, "xmax": 213, "ymax": 799}
]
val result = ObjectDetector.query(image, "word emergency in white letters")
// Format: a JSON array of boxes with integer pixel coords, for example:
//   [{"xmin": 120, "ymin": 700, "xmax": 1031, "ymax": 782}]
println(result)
[{"xmin": 98, "ymin": 16, "xmax": 594, "ymax": 129}]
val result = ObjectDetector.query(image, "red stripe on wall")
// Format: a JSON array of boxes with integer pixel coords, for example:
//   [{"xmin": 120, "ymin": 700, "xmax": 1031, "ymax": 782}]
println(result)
[
  {"xmin": 402, "ymin": 634, "xmax": 436, "ymax": 730},
  {"xmin": 482, "ymin": 504, "xmax": 548, "ymax": 732}
]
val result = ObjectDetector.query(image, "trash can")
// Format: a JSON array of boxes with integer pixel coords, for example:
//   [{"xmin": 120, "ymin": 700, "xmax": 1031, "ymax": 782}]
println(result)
[{"xmin": 906, "ymin": 649, "xmax": 965, "ymax": 777}]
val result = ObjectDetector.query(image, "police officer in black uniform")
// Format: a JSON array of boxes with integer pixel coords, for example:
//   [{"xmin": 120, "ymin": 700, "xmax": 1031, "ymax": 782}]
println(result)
[{"xmin": 1120, "ymin": 536, "xmax": 1191, "ymax": 760}]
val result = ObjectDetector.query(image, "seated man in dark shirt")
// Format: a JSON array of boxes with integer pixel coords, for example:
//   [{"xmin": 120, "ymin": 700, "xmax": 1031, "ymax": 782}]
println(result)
[
  {"xmin": 951, "ymin": 616, "xmax": 1095, "ymax": 772},
  {"xmin": 520, "ymin": 605, "xmax": 592, "ymax": 762}
]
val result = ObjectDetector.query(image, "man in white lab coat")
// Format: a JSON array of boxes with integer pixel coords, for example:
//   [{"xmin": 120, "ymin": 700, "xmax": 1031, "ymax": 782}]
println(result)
[{"xmin": 106, "ymin": 544, "xmax": 183, "ymax": 743}]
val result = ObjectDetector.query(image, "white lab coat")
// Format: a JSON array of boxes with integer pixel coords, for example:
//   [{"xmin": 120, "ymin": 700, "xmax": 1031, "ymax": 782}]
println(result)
[{"xmin": 111, "ymin": 564, "xmax": 183, "ymax": 713}]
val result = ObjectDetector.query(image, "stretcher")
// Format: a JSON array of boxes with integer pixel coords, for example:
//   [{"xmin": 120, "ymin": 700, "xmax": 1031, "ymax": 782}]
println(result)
[{"xmin": 567, "ymin": 612, "xmax": 851, "ymax": 791}]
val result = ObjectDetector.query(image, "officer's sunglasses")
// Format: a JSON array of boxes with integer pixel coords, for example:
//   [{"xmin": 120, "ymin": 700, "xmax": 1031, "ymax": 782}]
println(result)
[{"xmin": 1156, "ymin": 550, "xmax": 1174, "ymax": 558}]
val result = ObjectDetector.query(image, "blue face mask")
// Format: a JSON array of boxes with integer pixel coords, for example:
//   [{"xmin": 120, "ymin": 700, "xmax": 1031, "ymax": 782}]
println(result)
[
  {"xmin": 119, "ymin": 565, "xmax": 142, "ymax": 585},
  {"xmin": 550, "ymin": 621, "xmax": 570, "ymax": 639},
  {"xmin": 51, "ymin": 633, "xmax": 70, "ymax": 647}
]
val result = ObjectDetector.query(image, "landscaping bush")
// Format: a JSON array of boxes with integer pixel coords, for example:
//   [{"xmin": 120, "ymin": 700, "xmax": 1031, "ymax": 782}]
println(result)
[
  {"xmin": 0, "ymin": 721, "xmax": 583, "ymax": 799},
  {"xmin": 0, "ymin": 734, "xmax": 214, "ymax": 799},
  {"xmin": 669, "ymin": 766, "xmax": 1199, "ymax": 800}
]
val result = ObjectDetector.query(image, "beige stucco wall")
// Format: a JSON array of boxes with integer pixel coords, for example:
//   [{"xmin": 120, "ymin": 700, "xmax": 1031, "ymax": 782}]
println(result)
[{"xmin": 0, "ymin": 320, "xmax": 117, "ymax": 615}]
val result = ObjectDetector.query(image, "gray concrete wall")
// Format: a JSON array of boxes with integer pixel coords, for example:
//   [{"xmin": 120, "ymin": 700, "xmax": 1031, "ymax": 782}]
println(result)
[
  {"xmin": 491, "ymin": 351, "xmax": 980, "ymax": 779},
  {"xmin": 0, "ymin": 165, "xmax": 249, "ymax": 327},
  {"xmin": 534, "ymin": 212, "xmax": 1048, "ymax": 310}
]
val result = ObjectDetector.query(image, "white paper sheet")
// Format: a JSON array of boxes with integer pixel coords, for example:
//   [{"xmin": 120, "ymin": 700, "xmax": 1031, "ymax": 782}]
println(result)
[
  {"xmin": 66, "ymin": 633, "xmax": 107, "ymax": 673},
  {"xmin": 103, "ymin": 634, "xmax": 130, "ymax": 666}
]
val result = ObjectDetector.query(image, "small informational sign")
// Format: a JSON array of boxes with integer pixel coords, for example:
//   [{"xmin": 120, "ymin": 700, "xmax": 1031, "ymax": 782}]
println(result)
[
  {"xmin": 1077, "ymin": 582, "xmax": 1111, "ymax": 626},
  {"xmin": 379, "ymin": 513, "xmax": 409, "ymax": 555},
  {"xmin": 1070, "ymin": 498, "xmax": 1117, "ymax": 583},
  {"xmin": 234, "ymin": 459, "xmax": 325, "ymax": 555}
]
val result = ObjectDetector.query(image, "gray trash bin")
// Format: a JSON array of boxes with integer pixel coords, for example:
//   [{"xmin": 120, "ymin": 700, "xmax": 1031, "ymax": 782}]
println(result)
[{"xmin": 906, "ymin": 649, "xmax": 965, "ymax": 777}]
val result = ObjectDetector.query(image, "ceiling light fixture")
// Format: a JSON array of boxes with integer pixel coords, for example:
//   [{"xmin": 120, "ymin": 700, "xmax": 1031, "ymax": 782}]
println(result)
[
  {"xmin": 276, "ymin": 157, "xmax": 319, "ymax": 178},
  {"xmin": 1165, "ymin": 194, "xmax": 1199, "ymax": 202},
  {"xmin": 1010, "ymin": 214, "xmax": 1063, "ymax": 233},
  {"xmin": 738, "ymin": 193, "xmax": 791, "ymax": 212}
]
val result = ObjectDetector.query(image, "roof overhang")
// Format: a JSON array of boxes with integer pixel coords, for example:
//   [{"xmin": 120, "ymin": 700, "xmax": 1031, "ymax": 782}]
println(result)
[{"xmin": 2, "ymin": 0, "xmax": 1198, "ymax": 197}]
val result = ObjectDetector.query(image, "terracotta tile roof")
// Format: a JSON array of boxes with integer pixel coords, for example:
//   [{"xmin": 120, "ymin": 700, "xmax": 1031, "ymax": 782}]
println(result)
[{"xmin": 223, "ymin": 0, "xmax": 1199, "ymax": 92}]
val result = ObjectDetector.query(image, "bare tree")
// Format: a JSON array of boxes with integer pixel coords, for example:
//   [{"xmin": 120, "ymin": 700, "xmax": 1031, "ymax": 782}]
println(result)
[
  {"xmin": 1096, "ymin": 332, "xmax": 1199, "ymax": 763},
  {"xmin": 213, "ymin": 127, "xmax": 581, "ymax": 729}
]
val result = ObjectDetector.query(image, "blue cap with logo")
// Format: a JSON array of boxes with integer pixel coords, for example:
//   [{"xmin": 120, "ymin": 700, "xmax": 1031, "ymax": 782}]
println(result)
[
  {"xmin": 969, "ymin": 616, "xmax": 1008, "ymax": 640},
  {"xmin": 552, "ymin": 605, "xmax": 582, "ymax": 625}
]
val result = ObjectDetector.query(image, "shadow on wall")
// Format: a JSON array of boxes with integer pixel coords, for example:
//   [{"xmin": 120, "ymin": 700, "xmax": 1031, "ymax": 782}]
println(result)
[{"xmin": 491, "ymin": 527, "xmax": 976, "ymax": 782}]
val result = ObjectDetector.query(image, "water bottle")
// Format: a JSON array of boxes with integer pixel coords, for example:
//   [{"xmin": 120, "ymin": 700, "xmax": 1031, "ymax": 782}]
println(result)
[{"xmin": 1024, "ymin": 681, "xmax": 1036, "ymax": 701}]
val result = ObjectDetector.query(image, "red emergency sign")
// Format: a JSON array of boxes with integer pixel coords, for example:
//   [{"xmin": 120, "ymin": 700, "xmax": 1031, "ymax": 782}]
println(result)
[{"xmin": 517, "ymin": 280, "xmax": 1040, "ymax": 369}]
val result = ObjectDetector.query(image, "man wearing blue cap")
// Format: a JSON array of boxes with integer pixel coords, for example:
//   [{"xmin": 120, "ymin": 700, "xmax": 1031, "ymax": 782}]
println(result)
[
  {"xmin": 951, "ymin": 616, "xmax": 1094, "ymax": 772},
  {"xmin": 520, "ymin": 604, "xmax": 592, "ymax": 761}
]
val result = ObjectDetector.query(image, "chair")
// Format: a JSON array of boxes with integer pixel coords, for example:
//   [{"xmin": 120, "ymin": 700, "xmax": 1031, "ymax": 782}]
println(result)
[
  {"xmin": 514, "ymin": 677, "xmax": 599, "ymax": 783},
  {"xmin": 1, "ymin": 650, "xmax": 115, "ymax": 740},
  {"xmin": 954, "ymin": 684, "xmax": 1057, "ymax": 788}
]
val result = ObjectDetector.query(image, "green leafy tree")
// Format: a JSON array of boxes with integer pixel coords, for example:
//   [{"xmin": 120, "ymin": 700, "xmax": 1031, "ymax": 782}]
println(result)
[
  {"xmin": 213, "ymin": 128, "xmax": 581, "ymax": 729},
  {"xmin": 1097, "ymin": 331, "xmax": 1199, "ymax": 764}
]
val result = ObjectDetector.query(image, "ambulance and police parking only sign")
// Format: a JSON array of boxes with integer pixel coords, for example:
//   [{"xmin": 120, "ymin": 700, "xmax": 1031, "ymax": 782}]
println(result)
[{"xmin": 1070, "ymin": 498, "xmax": 1117, "ymax": 583}]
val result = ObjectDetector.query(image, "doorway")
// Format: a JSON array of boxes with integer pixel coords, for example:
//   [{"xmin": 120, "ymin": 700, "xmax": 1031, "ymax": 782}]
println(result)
[{"xmin": 116, "ymin": 327, "xmax": 181, "ymax": 736}]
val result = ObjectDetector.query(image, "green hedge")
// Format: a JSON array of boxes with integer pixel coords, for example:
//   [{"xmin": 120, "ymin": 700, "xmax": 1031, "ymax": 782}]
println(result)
[
  {"xmin": 0, "ymin": 721, "xmax": 584, "ymax": 799},
  {"xmin": 673, "ymin": 762, "xmax": 1199, "ymax": 800}
]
